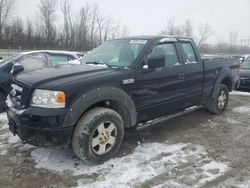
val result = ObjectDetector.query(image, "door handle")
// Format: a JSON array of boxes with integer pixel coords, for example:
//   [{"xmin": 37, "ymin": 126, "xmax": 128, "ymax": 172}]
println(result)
[{"xmin": 179, "ymin": 72, "xmax": 185, "ymax": 80}]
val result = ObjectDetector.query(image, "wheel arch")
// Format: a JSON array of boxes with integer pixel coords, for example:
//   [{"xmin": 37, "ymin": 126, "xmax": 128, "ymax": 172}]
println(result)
[
  {"xmin": 211, "ymin": 68, "xmax": 234, "ymax": 99},
  {"xmin": 220, "ymin": 77, "xmax": 233, "ymax": 91},
  {"xmin": 62, "ymin": 87, "xmax": 137, "ymax": 128}
]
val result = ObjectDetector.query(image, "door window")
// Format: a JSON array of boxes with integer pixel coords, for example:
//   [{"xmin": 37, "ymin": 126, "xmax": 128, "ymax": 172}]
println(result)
[
  {"xmin": 180, "ymin": 43, "xmax": 197, "ymax": 64},
  {"xmin": 149, "ymin": 43, "xmax": 179, "ymax": 68}
]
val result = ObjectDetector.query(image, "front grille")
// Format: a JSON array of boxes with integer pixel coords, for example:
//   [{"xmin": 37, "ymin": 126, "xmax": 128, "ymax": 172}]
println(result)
[
  {"xmin": 9, "ymin": 84, "xmax": 28, "ymax": 109},
  {"xmin": 240, "ymin": 78, "xmax": 250, "ymax": 83}
]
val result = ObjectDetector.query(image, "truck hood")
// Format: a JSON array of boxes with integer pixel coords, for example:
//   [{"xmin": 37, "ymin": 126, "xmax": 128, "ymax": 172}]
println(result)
[
  {"xmin": 15, "ymin": 64, "xmax": 111, "ymax": 87},
  {"xmin": 240, "ymin": 69, "xmax": 250, "ymax": 79}
]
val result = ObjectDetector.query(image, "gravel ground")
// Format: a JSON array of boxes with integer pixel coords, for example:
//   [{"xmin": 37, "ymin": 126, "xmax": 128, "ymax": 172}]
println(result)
[{"xmin": 1, "ymin": 91, "xmax": 250, "ymax": 188}]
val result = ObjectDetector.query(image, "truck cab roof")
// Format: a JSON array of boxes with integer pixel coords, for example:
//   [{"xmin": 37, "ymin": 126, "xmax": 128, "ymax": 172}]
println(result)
[{"xmin": 113, "ymin": 35, "xmax": 193, "ymax": 42}]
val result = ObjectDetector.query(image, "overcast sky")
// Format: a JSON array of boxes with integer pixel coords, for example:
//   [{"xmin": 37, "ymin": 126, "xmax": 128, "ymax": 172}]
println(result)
[{"xmin": 14, "ymin": 0, "xmax": 250, "ymax": 43}]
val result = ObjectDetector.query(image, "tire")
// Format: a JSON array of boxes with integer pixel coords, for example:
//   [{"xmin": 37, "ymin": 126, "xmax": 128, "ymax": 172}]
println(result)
[
  {"xmin": 206, "ymin": 84, "xmax": 229, "ymax": 114},
  {"xmin": 72, "ymin": 107, "xmax": 124, "ymax": 164},
  {"xmin": 0, "ymin": 92, "xmax": 6, "ymax": 113}
]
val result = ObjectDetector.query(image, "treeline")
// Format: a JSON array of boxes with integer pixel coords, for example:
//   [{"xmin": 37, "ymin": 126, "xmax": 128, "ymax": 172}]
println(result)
[
  {"xmin": 160, "ymin": 18, "xmax": 250, "ymax": 54},
  {"xmin": 0, "ymin": 0, "xmax": 249, "ymax": 54},
  {"xmin": 0, "ymin": 0, "xmax": 128, "ymax": 51}
]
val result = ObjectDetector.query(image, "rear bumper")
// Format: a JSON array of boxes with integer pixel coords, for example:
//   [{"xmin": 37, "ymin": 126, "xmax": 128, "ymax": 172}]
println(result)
[{"xmin": 6, "ymin": 105, "xmax": 73, "ymax": 147}]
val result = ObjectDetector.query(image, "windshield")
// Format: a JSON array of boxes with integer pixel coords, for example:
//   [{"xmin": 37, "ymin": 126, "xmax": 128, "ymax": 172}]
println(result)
[
  {"xmin": 0, "ymin": 54, "xmax": 21, "ymax": 67},
  {"xmin": 80, "ymin": 39, "xmax": 147, "ymax": 67},
  {"xmin": 242, "ymin": 58, "xmax": 250, "ymax": 69}
]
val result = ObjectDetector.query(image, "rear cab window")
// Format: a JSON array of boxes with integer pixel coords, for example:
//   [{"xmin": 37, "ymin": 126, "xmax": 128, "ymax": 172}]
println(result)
[{"xmin": 180, "ymin": 42, "xmax": 198, "ymax": 64}]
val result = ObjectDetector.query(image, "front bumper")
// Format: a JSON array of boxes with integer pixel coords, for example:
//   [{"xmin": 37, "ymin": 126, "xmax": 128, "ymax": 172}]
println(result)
[
  {"xmin": 6, "ymin": 105, "xmax": 73, "ymax": 147},
  {"xmin": 238, "ymin": 79, "xmax": 250, "ymax": 89}
]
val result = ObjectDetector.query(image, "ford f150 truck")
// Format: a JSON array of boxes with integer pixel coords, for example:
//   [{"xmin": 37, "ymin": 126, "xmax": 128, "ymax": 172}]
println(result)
[{"xmin": 6, "ymin": 36, "xmax": 240, "ymax": 164}]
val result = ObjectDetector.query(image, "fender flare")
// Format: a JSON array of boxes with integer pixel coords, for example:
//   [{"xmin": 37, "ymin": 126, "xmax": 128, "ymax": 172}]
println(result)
[
  {"xmin": 211, "ymin": 68, "xmax": 233, "ymax": 99},
  {"xmin": 62, "ymin": 87, "xmax": 137, "ymax": 128}
]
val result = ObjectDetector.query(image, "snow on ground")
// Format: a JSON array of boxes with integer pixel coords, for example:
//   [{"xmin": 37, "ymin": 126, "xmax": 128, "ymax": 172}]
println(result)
[
  {"xmin": 233, "ymin": 106, "xmax": 250, "ymax": 114},
  {"xmin": 75, "ymin": 143, "xmax": 228, "ymax": 188},
  {"xmin": 231, "ymin": 180, "xmax": 250, "ymax": 188},
  {"xmin": 230, "ymin": 91, "xmax": 250, "ymax": 96},
  {"xmin": 0, "ymin": 112, "xmax": 229, "ymax": 188},
  {"xmin": 216, "ymin": 178, "xmax": 250, "ymax": 188},
  {"xmin": 0, "ymin": 113, "xmax": 25, "ymax": 155},
  {"xmin": 229, "ymin": 91, "xmax": 250, "ymax": 114}
]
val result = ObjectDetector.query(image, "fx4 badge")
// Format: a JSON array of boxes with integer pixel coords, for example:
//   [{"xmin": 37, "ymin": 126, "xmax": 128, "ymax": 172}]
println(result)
[{"xmin": 123, "ymin": 79, "xmax": 135, "ymax": 85}]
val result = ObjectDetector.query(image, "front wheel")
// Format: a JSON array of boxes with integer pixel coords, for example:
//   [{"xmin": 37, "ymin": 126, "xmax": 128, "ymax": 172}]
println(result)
[
  {"xmin": 206, "ymin": 84, "xmax": 229, "ymax": 114},
  {"xmin": 72, "ymin": 107, "xmax": 124, "ymax": 164}
]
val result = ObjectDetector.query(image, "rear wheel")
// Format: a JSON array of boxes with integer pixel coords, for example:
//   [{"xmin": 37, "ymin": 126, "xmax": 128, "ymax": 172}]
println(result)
[
  {"xmin": 206, "ymin": 84, "xmax": 229, "ymax": 114},
  {"xmin": 72, "ymin": 107, "xmax": 124, "ymax": 164},
  {"xmin": 0, "ymin": 92, "xmax": 6, "ymax": 113}
]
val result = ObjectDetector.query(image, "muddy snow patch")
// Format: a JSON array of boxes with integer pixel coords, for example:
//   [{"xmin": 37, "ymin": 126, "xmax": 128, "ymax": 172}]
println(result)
[
  {"xmin": 200, "ymin": 119, "xmax": 218, "ymax": 128},
  {"xmin": 0, "ymin": 112, "xmax": 229, "ymax": 187},
  {"xmin": 233, "ymin": 106, "xmax": 250, "ymax": 114},
  {"xmin": 216, "ymin": 177, "xmax": 250, "ymax": 188},
  {"xmin": 230, "ymin": 91, "xmax": 250, "ymax": 96},
  {"xmin": 230, "ymin": 179, "xmax": 250, "ymax": 187},
  {"xmin": 30, "ymin": 142, "xmax": 229, "ymax": 188},
  {"xmin": 0, "ymin": 112, "xmax": 34, "ymax": 155},
  {"xmin": 224, "ymin": 117, "xmax": 241, "ymax": 124}
]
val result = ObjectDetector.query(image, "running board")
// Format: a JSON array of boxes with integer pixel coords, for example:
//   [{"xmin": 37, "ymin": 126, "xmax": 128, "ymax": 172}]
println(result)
[{"xmin": 136, "ymin": 105, "xmax": 202, "ymax": 131}]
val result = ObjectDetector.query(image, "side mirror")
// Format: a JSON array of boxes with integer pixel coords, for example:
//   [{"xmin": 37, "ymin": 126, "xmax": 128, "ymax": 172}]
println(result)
[
  {"xmin": 240, "ymin": 57, "xmax": 245, "ymax": 64},
  {"xmin": 11, "ymin": 64, "xmax": 24, "ymax": 75},
  {"xmin": 148, "ymin": 55, "xmax": 165, "ymax": 69}
]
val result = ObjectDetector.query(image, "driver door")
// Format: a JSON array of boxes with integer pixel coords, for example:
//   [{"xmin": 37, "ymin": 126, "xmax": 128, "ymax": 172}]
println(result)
[{"xmin": 134, "ymin": 42, "xmax": 186, "ymax": 120}]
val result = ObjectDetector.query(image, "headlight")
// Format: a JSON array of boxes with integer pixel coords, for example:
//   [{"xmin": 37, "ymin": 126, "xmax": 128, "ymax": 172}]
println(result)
[{"xmin": 30, "ymin": 89, "xmax": 66, "ymax": 108}]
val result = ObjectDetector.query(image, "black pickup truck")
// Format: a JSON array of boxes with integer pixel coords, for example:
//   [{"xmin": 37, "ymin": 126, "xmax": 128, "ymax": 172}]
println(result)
[{"xmin": 6, "ymin": 36, "xmax": 240, "ymax": 164}]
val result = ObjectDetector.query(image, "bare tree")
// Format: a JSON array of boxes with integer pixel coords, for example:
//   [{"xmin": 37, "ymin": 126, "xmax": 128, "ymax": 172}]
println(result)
[
  {"xmin": 120, "ymin": 26, "xmax": 129, "ymax": 37},
  {"xmin": 26, "ymin": 19, "xmax": 34, "ymax": 49},
  {"xmin": 159, "ymin": 18, "xmax": 183, "ymax": 36},
  {"xmin": 229, "ymin": 31, "xmax": 238, "ymax": 47},
  {"xmin": 0, "ymin": 1, "xmax": 130, "ymax": 51},
  {"xmin": 182, "ymin": 19, "xmax": 193, "ymax": 38},
  {"xmin": 10, "ymin": 18, "xmax": 24, "ymax": 48},
  {"xmin": 96, "ymin": 13, "xmax": 105, "ymax": 44},
  {"xmin": 197, "ymin": 23, "xmax": 213, "ymax": 48},
  {"xmin": 0, "ymin": 0, "xmax": 16, "ymax": 44},
  {"xmin": 110, "ymin": 22, "xmax": 121, "ymax": 39},
  {"xmin": 103, "ymin": 16, "xmax": 112, "ymax": 42},
  {"xmin": 228, "ymin": 31, "xmax": 238, "ymax": 53},
  {"xmin": 38, "ymin": 0, "xmax": 57, "ymax": 48},
  {"xmin": 90, "ymin": 4, "xmax": 98, "ymax": 48},
  {"xmin": 61, "ymin": 0, "xmax": 75, "ymax": 48}
]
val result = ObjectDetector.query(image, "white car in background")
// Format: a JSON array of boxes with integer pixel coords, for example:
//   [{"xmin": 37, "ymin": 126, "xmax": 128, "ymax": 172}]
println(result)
[
  {"xmin": 0, "ymin": 50, "xmax": 84, "ymax": 64},
  {"xmin": 0, "ymin": 50, "xmax": 84, "ymax": 112},
  {"xmin": 240, "ymin": 54, "xmax": 250, "ymax": 63}
]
